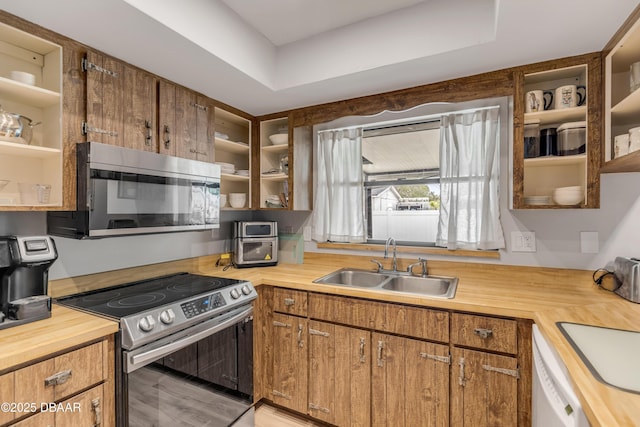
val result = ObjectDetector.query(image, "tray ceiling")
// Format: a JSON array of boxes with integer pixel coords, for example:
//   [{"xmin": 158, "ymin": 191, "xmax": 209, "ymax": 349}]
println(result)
[{"xmin": 1, "ymin": 0, "xmax": 638, "ymax": 115}]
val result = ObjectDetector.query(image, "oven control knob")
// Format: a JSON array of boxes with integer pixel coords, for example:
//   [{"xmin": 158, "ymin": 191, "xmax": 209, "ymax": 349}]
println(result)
[
  {"xmin": 138, "ymin": 315, "xmax": 156, "ymax": 332},
  {"xmin": 241, "ymin": 285, "xmax": 252, "ymax": 296},
  {"xmin": 159, "ymin": 309, "xmax": 175, "ymax": 325},
  {"xmin": 230, "ymin": 288, "xmax": 241, "ymax": 299}
]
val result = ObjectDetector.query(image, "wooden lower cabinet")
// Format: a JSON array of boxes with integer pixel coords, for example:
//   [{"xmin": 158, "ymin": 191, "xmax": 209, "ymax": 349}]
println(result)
[
  {"xmin": 259, "ymin": 288, "xmax": 531, "ymax": 427},
  {"xmin": 270, "ymin": 312, "xmax": 308, "ymax": 414},
  {"xmin": 450, "ymin": 347, "xmax": 519, "ymax": 426},
  {"xmin": 372, "ymin": 333, "xmax": 450, "ymax": 427},
  {"xmin": 308, "ymin": 321, "xmax": 371, "ymax": 426},
  {"xmin": 1, "ymin": 338, "xmax": 114, "ymax": 427}
]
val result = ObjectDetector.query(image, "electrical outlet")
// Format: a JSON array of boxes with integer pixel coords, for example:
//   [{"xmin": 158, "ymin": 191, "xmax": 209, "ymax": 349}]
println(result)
[
  {"xmin": 511, "ymin": 231, "xmax": 536, "ymax": 252},
  {"xmin": 580, "ymin": 231, "xmax": 599, "ymax": 253}
]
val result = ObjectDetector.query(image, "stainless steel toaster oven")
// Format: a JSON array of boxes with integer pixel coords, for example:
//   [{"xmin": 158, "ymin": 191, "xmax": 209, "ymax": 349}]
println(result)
[{"xmin": 614, "ymin": 257, "xmax": 640, "ymax": 303}]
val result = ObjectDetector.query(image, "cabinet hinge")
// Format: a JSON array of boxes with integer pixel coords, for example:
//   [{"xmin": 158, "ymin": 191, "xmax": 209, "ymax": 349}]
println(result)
[
  {"xmin": 82, "ymin": 57, "xmax": 119, "ymax": 77},
  {"xmin": 482, "ymin": 364, "xmax": 520, "ymax": 379},
  {"xmin": 419, "ymin": 352, "xmax": 451, "ymax": 364},
  {"xmin": 82, "ymin": 121, "xmax": 119, "ymax": 137},
  {"xmin": 309, "ymin": 403, "xmax": 330, "ymax": 414},
  {"xmin": 272, "ymin": 390, "xmax": 292, "ymax": 400},
  {"xmin": 191, "ymin": 102, "xmax": 209, "ymax": 111},
  {"xmin": 273, "ymin": 320, "xmax": 291, "ymax": 328}
]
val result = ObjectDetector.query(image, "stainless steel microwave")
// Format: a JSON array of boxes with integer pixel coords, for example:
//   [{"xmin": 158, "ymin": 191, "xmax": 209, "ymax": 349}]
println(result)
[{"xmin": 47, "ymin": 142, "xmax": 220, "ymax": 239}]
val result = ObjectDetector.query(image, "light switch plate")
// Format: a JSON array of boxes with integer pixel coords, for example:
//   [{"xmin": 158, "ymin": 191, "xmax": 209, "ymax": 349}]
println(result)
[
  {"xmin": 580, "ymin": 231, "xmax": 599, "ymax": 253},
  {"xmin": 511, "ymin": 231, "xmax": 536, "ymax": 252}
]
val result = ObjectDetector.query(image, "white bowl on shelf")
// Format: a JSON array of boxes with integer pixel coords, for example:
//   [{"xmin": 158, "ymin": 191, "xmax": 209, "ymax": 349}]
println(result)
[
  {"xmin": 552, "ymin": 186, "xmax": 584, "ymax": 205},
  {"xmin": 268, "ymin": 133, "xmax": 288, "ymax": 145},
  {"xmin": 228, "ymin": 193, "xmax": 246, "ymax": 208},
  {"xmin": 220, "ymin": 194, "xmax": 227, "ymax": 208}
]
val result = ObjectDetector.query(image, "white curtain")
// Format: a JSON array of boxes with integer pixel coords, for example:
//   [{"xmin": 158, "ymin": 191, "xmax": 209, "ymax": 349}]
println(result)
[
  {"xmin": 312, "ymin": 128, "xmax": 366, "ymax": 242},
  {"xmin": 437, "ymin": 107, "xmax": 505, "ymax": 250}
]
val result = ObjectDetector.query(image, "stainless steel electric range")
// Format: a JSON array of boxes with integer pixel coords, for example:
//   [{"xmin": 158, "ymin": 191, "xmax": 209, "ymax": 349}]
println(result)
[{"xmin": 56, "ymin": 272, "xmax": 256, "ymax": 427}]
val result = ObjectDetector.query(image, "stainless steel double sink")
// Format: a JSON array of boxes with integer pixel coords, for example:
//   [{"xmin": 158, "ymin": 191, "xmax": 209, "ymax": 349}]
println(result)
[{"xmin": 313, "ymin": 268, "xmax": 458, "ymax": 299}]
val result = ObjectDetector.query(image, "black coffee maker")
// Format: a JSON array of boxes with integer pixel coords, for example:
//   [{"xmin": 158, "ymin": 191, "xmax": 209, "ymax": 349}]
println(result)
[{"xmin": 0, "ymin": 236, "xmax": 57, "ymax": 330}]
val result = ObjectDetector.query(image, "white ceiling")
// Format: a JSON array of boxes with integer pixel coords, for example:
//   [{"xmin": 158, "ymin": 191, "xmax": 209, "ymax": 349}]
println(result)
[{"xmin": 1, "ymin": 0, "xmax": 638, "ymax": 115}]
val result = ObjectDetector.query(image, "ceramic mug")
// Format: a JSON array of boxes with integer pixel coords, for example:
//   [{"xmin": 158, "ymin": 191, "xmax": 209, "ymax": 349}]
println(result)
[
  {"xmin": 555, "ymin": 85, "xmax": 586, "ymax": 109},
  {"xmin": 525, "ymin": 90, "xmax": 553, "ymax": 113}
]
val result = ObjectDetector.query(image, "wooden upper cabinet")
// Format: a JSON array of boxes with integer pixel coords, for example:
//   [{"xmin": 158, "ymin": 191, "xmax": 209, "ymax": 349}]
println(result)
[
  {"xmin": 512, "ymin": 53, "xmax": 601, "ymax": 209},
  {"xmin": 123, "ymin": 64, "xmax": 157, "ymax": 152},
  {"xmin": 174, "ymin": 85, "xmax": 215, "ymax": 162},
  {"xmin": 158, "ymin": 80, "xmax": 176, "ymax": 156},
  {"xmin": 86, "ymin": 52, "xmax": 157, "ymax": 151},
  {"xmin": 85, "ymin": 50, "xmax": 124, "ymax": 145}
]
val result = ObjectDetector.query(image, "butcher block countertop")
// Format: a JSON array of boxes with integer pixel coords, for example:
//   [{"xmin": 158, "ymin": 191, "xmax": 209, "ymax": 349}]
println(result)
[
  {"xmin": 0, "ymin": 304, "xmax": 118, "ymax": 373},
  {"xmin": 38, "ymin": 252, "xmax": 640, "ymax": 426},
  {"xmin": 206, "ymin": 253, "xmax": 640, "ymax": 427}
]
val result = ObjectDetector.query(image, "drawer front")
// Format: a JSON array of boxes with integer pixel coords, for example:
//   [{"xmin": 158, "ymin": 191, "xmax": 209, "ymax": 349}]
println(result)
[
  {"xmin": 273, "ymin": 288, "xmax": 308, "ymax": 317},
  {"xmin": 12, "ymin": 409, "xmax": 55, "ymax": 427},
  {"xmin": 384, "ymin": 304, "xmax": 449, "ymax": 342},
  {"xmin": 309, "ymin": 293, "xmax": 385, "ymax": 330},
  {"xmin": 14, "ymin": 341, "xmax": 105, "ymax": 407},
  {"xmin": 451, "ymin": 313, "xmax": 517, "ymax": 354},
  {"xmin": 53, "ymin": 341, "xmax": 105, "ymax": 400},
  {"xmin": 55, "ymin": 384, "xmax": 104, "ymax": 427}
]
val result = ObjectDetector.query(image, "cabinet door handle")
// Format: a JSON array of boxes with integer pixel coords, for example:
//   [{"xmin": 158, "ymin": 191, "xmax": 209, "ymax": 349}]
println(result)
[
  {"xmin": 297, "ymin": 324, "xmax": 304, "ymax": 348},
  {"xmin": 91, "ymin": 398, "xmax": 101, "ymax": 426},
  {"xmin": 283, "ymin": 298, "xmax": 295, "ymax": 306},
  {"xmin": 163, "ymin": 125, "xmax": 171, "ymax": 148},
  {"xmin": 359, "ymin": 337, "xmax": 366, "ymax": 363},
  {"xmin": 458, "ymin": 357, "xmax": 466, "ymax": 387},
  {"xmin": 44, "ymin": 369, "xmax": 72, "ymax": 387},
  {"xmin": 377, "ymin": 340, "xmax": 384, "ymax": 367},
  {"xmin": 474, "ymin": 328, "xmax": 493, "ymax": 339},
  {"xmin": 145, "ymin": 120, "xmax": 152, "ymax": 146}
]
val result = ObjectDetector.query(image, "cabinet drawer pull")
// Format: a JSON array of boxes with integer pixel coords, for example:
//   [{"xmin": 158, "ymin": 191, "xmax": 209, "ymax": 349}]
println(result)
[
  {"xmin": 359, "ymin": 337, "xmax": 366, "ymax": 363},
  {"xmin": 474, "ymin": 328, "xmax": 493, "ymax": 339},
  {"xmin": 283, "ymin": 298, "xmax": 295, "ymax": 306},
  {"xmin": 482, "ymin": 364, "xmax": 520, "ymax": 379},
  {"xmin": 44, "ymin": 369, "xmax": 72, "ymax": 387},
  {"xmin": 92, "ymin": 398, "xmax": 101, "ymax": 426},
  {"xmin": 419, "ymin": 352, "xmax": 451, "ymax": 364}
]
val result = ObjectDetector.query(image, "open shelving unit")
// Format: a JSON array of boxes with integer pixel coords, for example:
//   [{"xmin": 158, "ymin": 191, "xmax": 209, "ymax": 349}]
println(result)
[
  {"xmin": 214, "ymin": 107, "xmax": 251, "ymax": 209},
  {"xmin": 518, "ymin": 64, "xmax": 590, "ymax": 208},
  {"xmin": 0, "ymin": 22, "xmax": 63, "ymax": 209},
  {"xmin": 602, "ymin": 13, "xmax": 640, "ymax": 173},
  {"xmin": 259, "ymin": 117, "xmax": 289, "ymax": 209}
]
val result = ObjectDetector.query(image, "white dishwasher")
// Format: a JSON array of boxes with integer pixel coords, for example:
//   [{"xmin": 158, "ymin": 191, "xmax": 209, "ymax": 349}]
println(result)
[{"xmin": 532, "ymin": 324, "xmax": 590, "ymax": 427}]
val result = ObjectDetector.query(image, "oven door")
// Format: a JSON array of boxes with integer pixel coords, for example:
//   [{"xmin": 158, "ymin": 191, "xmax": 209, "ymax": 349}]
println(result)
[
  {"xmin": 235, "ymin": 237, "xmax": 278, "ymax": 267},
  {"xmin": 119, "ymin": 305, "xmax": 253, "ymax": 427}
]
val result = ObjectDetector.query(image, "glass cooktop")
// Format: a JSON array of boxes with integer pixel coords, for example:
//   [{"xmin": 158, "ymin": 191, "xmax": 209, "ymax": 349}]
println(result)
[{"xmin": 56, "ymin": 272, "xmax": 244, "ymax": 319}]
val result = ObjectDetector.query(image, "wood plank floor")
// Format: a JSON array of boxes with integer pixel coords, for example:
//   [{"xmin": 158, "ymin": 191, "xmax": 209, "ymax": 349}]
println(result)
[{"xmin": 129, "ymin": 365, "xmax": 250, "ymax": 427}]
